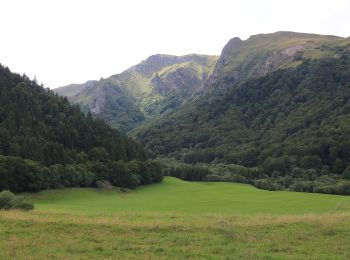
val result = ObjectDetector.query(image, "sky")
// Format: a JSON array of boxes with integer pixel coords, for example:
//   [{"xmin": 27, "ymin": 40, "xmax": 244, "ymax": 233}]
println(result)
[{"xmin": 1, "ymin": 0, "xmax": 350, "ymax": 88}]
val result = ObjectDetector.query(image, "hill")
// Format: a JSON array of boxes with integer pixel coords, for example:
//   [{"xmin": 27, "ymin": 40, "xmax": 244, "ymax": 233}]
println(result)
[
  {"xmin": 0, "ymin": 64, "xmax": 162, "ymax": 192},
  {"xmin": 55, "ymin": 54, "xmax": 218, "ymax": 131}
]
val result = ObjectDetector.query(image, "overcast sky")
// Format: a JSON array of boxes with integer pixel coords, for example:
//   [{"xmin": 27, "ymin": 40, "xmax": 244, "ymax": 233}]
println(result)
[{"xmin": 1, "ymin": 0, "xmax": 350, "ymax": 88}]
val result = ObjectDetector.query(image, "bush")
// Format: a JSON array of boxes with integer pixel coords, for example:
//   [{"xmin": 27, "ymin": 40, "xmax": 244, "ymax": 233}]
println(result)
[
  {"xmin": 335, "ymin": 182, "xmax": 350, "ymax": 195},
  {"xmin": 95, "ymin": 180, "xmax": 113, "ymax": 189},
  {"xmin": 127, "ymin": 174, "xmax": 141, "ymax": 189},
  {"xmin": 0, "ymin": 190, "xmax": 34, "ymax": 210},
  {"xmin": 253, "ymin": 179, "xmax": 281, "ymax": 191},
  {"xmin": 205, "ymin": 174, "xmax": 221, "ymax": 182},
  {"xmin": 343, "ymin": 165, "xmax": 350, "ymax": 180},
  {"xmin": 290, "ymin": 181, "xmax": 314, "ymax": 193},
  {"xmin": 0, "ymin": 190, "xmax": 14, "ymax": 209}
]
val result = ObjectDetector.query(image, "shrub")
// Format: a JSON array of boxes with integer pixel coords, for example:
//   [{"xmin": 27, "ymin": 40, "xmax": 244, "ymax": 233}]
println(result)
[
  {"xmin": 335, "ymin": 182, "xmax": 350, "ymax": 195},
  {"xmin": 205, "ymin": 174, "xmax": 221, "ymax": 182},
  {"xmin": 0, "ymin": 190, "xmax": 34, "ymax": 210},
  {"xmin": 253, "ymin": 179, "xmax": 281, "ymax": 191},
  {"xmin": 0, "ymin": 190, "xmax": 14, "ymax": 209},
  {"xmin": 95, "ymin": 180, "xmax": 113, "ymax": 189},
  {"xmin": 127, "ymin": 174, "xmax": 141, "ymax": 189},
  {"xmin": 290, "ymin": 181, "xmax": 314, "ymax": 192},
  {"xmin": 343, "ymin": 165, "xmax": 350, "ymax": 180}
]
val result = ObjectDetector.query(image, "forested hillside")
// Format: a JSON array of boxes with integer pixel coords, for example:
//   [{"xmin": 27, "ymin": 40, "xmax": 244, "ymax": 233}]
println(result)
[
  {"xmin": 0, "ymin": 64, "xmax": 163, "ymax": 192},
  {"xmin": 135, "ymin": 47, "xmax": 350, "ymax": 194}
]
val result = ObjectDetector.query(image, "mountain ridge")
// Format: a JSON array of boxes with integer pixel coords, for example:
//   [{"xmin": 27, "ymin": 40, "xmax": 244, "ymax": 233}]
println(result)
[
  {"xmin": 55, "ymin": 53, "xmax": 218, "ymax": 131},
  {"xmin": 207, "ymin": 31, "xmax": 346, "ymax": 90}
]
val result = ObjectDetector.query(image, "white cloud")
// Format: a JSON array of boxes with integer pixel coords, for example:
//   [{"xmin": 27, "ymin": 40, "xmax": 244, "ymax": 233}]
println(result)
[{"xmin": 0, "ymin": 0, "xmax": 349, "ymax": 88}]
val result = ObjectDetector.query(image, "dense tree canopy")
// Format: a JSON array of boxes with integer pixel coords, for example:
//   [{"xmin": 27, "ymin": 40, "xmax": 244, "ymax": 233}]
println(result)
[{"xmin": 0, "ymin": 64, "xmax": 163, "ymax": 192}]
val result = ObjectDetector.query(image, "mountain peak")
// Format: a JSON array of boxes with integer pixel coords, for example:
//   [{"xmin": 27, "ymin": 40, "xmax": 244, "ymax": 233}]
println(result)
[
  {"xmin": 208, "ymin": 31, "xmax": 347, "ymax": 87},
  {"xmin": 217, "ymin": 37, "xmax": 243, "ymax": 65}
]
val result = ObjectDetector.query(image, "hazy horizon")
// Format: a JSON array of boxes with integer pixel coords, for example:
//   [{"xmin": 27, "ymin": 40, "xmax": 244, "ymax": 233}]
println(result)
[{"xmin": 1, "ymin": 0, "xmax": 349, "ymax": 88}]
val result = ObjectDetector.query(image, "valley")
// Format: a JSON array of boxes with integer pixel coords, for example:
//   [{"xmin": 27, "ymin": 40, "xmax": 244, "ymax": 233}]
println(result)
[{"xmin": 1, "ymin": 30, "xmax": 350, "ymax": 259}]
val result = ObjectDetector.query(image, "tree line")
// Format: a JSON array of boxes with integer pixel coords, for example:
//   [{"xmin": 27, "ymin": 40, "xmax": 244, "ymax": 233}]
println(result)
[{"xmin": 164, "ymin": 162, "xmax": 350, "ymax": 195}]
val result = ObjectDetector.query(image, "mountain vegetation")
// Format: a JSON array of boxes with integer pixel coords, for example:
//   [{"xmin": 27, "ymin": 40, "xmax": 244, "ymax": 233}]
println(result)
[
  {"xmin": 0, "ymin": 64, "xmax": 163, "ymax": 192},
  {"xmin": 135, "ymin": 41, "xmax": 350, "ymax": 194}
]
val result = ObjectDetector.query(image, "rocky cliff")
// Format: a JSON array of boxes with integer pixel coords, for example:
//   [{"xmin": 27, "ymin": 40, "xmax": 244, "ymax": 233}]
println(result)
[{"xmin": 207, "ymin": 31, "xmax": 344, "ymax": 90}]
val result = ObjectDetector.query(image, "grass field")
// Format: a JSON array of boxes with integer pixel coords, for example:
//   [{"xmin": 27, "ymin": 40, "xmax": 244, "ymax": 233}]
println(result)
[
  {"xmin": 28, "ymin": 177, "xmax": 350, "ymax": 215},
  {"xmin": 1, "ymin": 177, "xmax": 350, "ymax": 259}
]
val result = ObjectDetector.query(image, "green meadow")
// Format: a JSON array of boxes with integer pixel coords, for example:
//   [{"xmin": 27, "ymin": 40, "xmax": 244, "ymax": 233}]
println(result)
[
  {"xmin": 1, "ymin": 177, "xmax": 350, "ymax": 259},
  {"xmin": 29, "ymin": 177, "xmax": 350, "ymax": 215}
]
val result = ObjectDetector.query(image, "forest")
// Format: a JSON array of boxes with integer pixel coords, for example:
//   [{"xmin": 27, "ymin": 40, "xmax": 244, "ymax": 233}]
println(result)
[{"xmin": 0, "ymin": 64, "xmax": 163, "ymax": 192}]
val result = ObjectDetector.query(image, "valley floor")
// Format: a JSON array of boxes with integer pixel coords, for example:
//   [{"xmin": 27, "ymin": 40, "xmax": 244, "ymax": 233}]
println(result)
[{"xmin": 1, "ymin": 177, "xmax": 350, "ymax": 259}]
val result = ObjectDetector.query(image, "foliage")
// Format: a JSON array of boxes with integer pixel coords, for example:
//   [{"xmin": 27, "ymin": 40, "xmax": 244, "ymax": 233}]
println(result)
[
  {"xmin": 164, "ymin": 164, "xmax": 211, "ymax": 181},
  {"xmin": 0, "ymin": 154, "xmax": 163, "ymax": 192},
  {"xmin": 0, "ymin": 190, "xmax": 33, "ymax": 210}
]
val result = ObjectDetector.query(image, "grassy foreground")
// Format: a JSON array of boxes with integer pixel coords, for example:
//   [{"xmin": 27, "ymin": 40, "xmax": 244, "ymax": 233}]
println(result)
[
  {"xmin": 1, "ymin": 211, "xmax": 350, "ymax": 259},
  {"xmin": 0, "ymin": 177, "xmax": 349, "ymax": 259}
]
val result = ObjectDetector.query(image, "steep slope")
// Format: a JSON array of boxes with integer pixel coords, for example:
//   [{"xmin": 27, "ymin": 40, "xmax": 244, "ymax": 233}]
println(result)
[
  {"xmin": 55, "ymin": 54, "xmax": 218, "ymax": 131},
  {"xmin": 70, "ymin": 78, "xmax": 145, "ymax": 131},
  {"xmin": 134, "ymin": 45, "xmax": 350, "ymax": 192},
  {"xmin": 0, "ymin": 64, "xmax": 164, "ymax": 192},
  {"xmin": 207, "ymin": 31, "xmax": 346, "ymax": 90}
]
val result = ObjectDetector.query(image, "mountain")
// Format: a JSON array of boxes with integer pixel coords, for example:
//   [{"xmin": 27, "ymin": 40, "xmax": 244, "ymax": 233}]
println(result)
[
  {"xmin": 0, "ymin": 64, "xmax": 163, "ymax": 192},
  {"xmin": 207, "ymin": 31, "xmax": 346, "ymax": 89},
  {"xmin": 55, "ymin": 54, "xmax": 218, "ymax": 131},
  {"xmin": 134, "ymin": 32, "xmax": 350, "ymax": 194},
  {"xmin": 51, "ymin": 31, "xmax": 350, "ymax": 194},
  {"xmin": 55, "ymin": 32, "xmax": 348, "ymax": 132}
]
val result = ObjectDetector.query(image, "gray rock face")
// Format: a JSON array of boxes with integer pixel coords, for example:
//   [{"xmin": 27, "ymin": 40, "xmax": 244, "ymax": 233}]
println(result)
[
  {"xmin": 207, "ymin": 35, "xmax": 307, "ymax": 89},
  {"xmin": 89, "ymin": 85, "xmax": 106, "ymax": 114},
  {"xmin": 152, "ymin": 67, "xmax": 201, "ymax": 97},
  {"xmin": 258, "ymin": 45, "xmax": 304, "ymax": 76}
]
